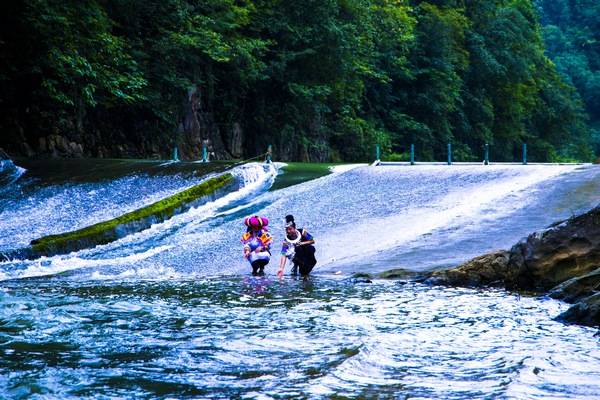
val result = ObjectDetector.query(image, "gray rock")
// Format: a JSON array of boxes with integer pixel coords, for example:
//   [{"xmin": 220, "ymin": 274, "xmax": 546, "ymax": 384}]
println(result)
[
  {"xmin": 423, "ymin": 205, "xmax": 600, "ymax": 327},
  {"xmin": 549, "ymin": 268, "xmax": 600, "ymax": 302},
  {"xmin": 557, "ymin": 293, "xmax": 600, "ymax": 327},
  {"xmin": 507, "ymin": 208, "xmax": 600, "ymax": 291},
  {"xmin": 428, "ymin": 250, "xmax": 510, "ymax": 287}
]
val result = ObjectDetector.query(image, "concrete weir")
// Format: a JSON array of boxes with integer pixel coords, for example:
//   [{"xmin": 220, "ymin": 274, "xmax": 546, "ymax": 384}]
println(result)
[{"xmin": 3, "ymin": 173, "xmax": 235, "ymax": 260}]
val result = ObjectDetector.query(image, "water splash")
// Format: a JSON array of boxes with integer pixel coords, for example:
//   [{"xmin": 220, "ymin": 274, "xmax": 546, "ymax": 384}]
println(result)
[
  {"xmin": 0, "ymin": 158, "xmax": 26, "ymax": 189},
  {"xmin": 0, "ymin": 162, "xmax": 278, "ymax": 280}
]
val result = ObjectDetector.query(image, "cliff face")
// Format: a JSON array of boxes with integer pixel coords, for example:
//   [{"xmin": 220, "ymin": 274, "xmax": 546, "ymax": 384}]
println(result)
[
  {"xmin": 0, "ymin": 87, "xmax": 247, "ymax": 161},
  {"xmin": 178, "ymin": 87, "xmax": 244, "ymax": 161},
  {"xmin": 428, "ymin": 205, "xmax": 600, "ymax": 327},
  {"xmin": 0, "ymin": 86, "xmax": 323, "ymax": 161},
  {"xmin": 2, "ymin": 117, "xmax": 167, "ymax": 160}
]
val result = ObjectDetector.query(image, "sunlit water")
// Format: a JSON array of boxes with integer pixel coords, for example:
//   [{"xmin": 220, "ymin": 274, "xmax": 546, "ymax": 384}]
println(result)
[{"xmin": 1, "ymin": 160, "xmax": 600, "ymax": 399}]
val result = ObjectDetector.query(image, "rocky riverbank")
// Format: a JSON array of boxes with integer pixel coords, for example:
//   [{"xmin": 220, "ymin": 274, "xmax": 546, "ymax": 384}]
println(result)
[{"xmin": 426, "ymin": 205, "xmax": 600, "ymax": 327}]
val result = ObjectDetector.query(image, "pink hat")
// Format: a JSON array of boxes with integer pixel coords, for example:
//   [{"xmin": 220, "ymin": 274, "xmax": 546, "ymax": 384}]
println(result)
[{"xmin": 244, "ymin": 216, "xmax": 268, "ymax": 230}]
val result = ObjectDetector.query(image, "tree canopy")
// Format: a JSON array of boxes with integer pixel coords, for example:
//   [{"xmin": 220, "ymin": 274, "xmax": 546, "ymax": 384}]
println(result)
[
  {"xmin": 0, "ymin": 0, "xmax": 594, "ymax": 161},
  {"xmin": 536, "ymin": 0, "xmax": 600, "ymax": 157}
]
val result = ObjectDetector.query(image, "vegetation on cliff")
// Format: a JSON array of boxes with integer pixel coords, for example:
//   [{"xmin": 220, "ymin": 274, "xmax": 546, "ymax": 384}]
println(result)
[{"xmin": 0, "ymin": 0, "xmax": 595, "ymax": 162}]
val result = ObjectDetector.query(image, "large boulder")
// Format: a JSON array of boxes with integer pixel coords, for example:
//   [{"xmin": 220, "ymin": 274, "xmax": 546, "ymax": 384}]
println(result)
[
  {"xmin": 427, "ymin": 205, "xmax": 600, "ymax": 327},
  {"xmin": 548, "ymin": 268, "xmax": 600, "ymax": 303},
  {"xmin": 506, "ymin": 208, "xmax": 600, "ymax": 291},
  {"xmin": 557, "ymin": 293, "xmax": 600, "ymax": 327},
  {"xmin": 428, "ymin": 251, "xmax": 510, "ymax": 287}
]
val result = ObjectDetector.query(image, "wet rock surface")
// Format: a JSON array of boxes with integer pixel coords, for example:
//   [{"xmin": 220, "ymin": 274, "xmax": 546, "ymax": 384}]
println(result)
[{"xmin": 427, "ymin": 205, "xmax": 600, "ymax": 327}]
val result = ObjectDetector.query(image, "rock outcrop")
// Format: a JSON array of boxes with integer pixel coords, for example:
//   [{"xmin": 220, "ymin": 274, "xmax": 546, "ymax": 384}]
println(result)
[
  {"xmin": 179, "ymin": 86, "xmax": 244, "ymax": 161},
  {"xmin": 426, "ymin": 251, "xmax": 511, "ymax": 287},
  {"xmin": 0, "ymin": 86, "xmax": 247, "ymax": 161},
  {"xmin": 428, "ymin": 205, "xmax": 600, "ymax": 327}
]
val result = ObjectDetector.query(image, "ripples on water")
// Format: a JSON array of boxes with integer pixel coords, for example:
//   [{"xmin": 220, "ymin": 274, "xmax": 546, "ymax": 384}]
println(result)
[
  {"xmin": 1, "ymin": 276, "xmax": 599, "ymax": 399},
  {"xmin": 1, "ymin": 162, "xmax": 600, "ymax": 398}
]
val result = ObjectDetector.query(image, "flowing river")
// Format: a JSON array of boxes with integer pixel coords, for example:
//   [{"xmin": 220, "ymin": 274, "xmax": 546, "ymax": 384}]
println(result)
[{"xmin": 1, "ymin": 159, "xmax": 599, "ymax": 399}]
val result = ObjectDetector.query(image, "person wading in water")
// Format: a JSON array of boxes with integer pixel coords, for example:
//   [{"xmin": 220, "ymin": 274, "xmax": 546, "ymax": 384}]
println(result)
[
  {"xmin": 241, "ymin": 216, "xmax": 273, "ymax": 276},
  {"xmin": 277, "ymin": 215, "xmax": 316, "ymax": 278}
]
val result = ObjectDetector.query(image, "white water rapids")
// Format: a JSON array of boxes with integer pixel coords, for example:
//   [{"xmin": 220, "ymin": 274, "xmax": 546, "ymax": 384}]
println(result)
[
  {"xmin": 0, "ymin": 160, "xmax": 599, "ymax": 399},
  {"xmin": 0, "ymin": 162, "xmax": 598, "ymax": 281}
]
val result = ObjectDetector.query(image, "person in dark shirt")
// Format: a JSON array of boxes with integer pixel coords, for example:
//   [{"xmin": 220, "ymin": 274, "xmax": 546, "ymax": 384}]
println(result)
[{"xmin": 277, "ymin": 215, "xmax": 316, "ymax": 278}]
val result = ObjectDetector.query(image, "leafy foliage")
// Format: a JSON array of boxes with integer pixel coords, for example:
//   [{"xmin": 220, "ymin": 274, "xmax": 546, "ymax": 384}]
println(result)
[
  {"xmin": 0, "ymin": 0, "xmax": 594, "ymax": 161},
  {"xmin": 536, "ymin": 0, "xmax": 600, "ymax": 156}
]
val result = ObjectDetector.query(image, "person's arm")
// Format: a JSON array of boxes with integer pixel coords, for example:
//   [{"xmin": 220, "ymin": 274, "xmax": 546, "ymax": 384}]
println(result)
[
  {"xmin": 295, "ymin": 230, "xmax": 315, "ymax": 247},
  {"xmin": 277, "ymin": 241, "xmax": 289, "ymax": 278},
  {"xmin": 277, "ymin": 256, "xmax": 287, "ymax": 278}
]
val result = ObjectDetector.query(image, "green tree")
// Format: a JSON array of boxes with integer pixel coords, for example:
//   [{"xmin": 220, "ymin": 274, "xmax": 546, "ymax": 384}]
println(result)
[
  {"xmin": 399, "ymin": 2, "xmax": 469, "ymax": 160},
  {"xmin": 537, "ymin": 0, "xmax": 600, "ymax": 156}
]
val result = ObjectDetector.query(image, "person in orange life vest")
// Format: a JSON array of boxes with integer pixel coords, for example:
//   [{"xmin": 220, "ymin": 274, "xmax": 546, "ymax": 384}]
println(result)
[
  {"xmin": 277, "ymin": 214, "xmax": 316, "ymax": 278},
  {"xmin": 241, "ymin": 215, "xmax": 273, "ymax": 276}
]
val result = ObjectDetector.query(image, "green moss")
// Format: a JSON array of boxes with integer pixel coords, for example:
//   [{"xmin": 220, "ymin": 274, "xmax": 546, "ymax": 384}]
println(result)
[
  {"xmin": 351, "ymin": 272, "xmax": 373, "ymax": 279},
  {"xmin": 270, "ymin": 162, "xmax": 350, "ymax": 191},
  {"xmin": 378, "ymin": 268, "xmax": 422, "ymax": 280},
  {"xmin": 338, "ymin": 346, "xmax": 360, "ymax": 357},
  {"xmin": 30, "ymin": 173, "xmax": 234, "ymax": 255}
]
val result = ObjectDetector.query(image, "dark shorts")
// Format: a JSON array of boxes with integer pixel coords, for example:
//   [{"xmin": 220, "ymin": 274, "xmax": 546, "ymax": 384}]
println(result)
[
  {"xmin": 293, "ymin": 245, "xmax": 317, "ymax": 276},
  {"xmin": 251, "ymin": 259, "xmax": 269, "ymax": 275}
]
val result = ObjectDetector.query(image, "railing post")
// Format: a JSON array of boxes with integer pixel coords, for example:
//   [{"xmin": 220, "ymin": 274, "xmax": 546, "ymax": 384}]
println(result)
[
  {"xmin": 522, "ymin": 143, "xmax": 527, "ymax": 165},
  {"xmin": 266, "ymin": 145, "xmax": 272, "ymax": 163},
  {"xmin": 447, "ymin": 143, "xmax": 452, "ymax": 165},
  {"xmin": 484, "ymin": 143, "xmax": 489, "ymax": 165},
  {"xmin": 410, "ymin": 144, "xmax": 415, "ymax": 165}
]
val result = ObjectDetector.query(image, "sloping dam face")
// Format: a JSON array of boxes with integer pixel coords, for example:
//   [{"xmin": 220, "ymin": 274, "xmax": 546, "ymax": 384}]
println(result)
[
  {"xmin": 25, "ymin": 173, "xmax": 236, "ymax": 258},
  {"xmin": 1, "ymin": 160, "xmax": 600, "ymax": 280},
  {"xmin": 0, "ymin": 172, "xmax": 238, "ymax": 261}
]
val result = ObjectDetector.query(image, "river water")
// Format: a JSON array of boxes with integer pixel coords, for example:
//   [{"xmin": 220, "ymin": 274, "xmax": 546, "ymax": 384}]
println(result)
[{"xmin": 1, "ymin": 159, "xmax": 599, "ymax": 399}]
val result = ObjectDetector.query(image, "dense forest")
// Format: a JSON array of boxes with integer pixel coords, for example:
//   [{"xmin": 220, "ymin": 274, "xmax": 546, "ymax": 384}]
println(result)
[
  {"xmin": 536, "ymin": 0, "xmax": 600, "ymax": 158},
  {"xmin": 0, "ymin": 0, "xmax": 596, "ymax": 162}
]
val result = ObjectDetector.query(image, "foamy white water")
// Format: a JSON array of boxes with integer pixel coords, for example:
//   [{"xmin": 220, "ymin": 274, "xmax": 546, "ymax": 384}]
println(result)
[
  {"xmin": 0, "ymin": 163, "xmax": 599, "ymax": 281},
  {"xmin": 314, "ymin": 164, "xmax": 581, "ymax": 268},
  {"xmin": 0, "ymin": 163, "xmax": 278, "ymax": 280},
  {"xmin": 1, "ymin": 161, "xmax": 600, "ymax": 400}
]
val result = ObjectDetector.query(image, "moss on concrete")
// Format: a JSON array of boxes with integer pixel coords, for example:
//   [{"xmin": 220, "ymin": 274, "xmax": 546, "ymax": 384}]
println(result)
[
  {"xmin": 30, "ymin": 173, "xmax": 234, "ymax": 256},
  {"xmin": 378, "ymin": 268, "xmax": 424, "ymax": 280},
  {"xmin": 270, "ymin": 162, "xmax": 343, "ymax": 191}
]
